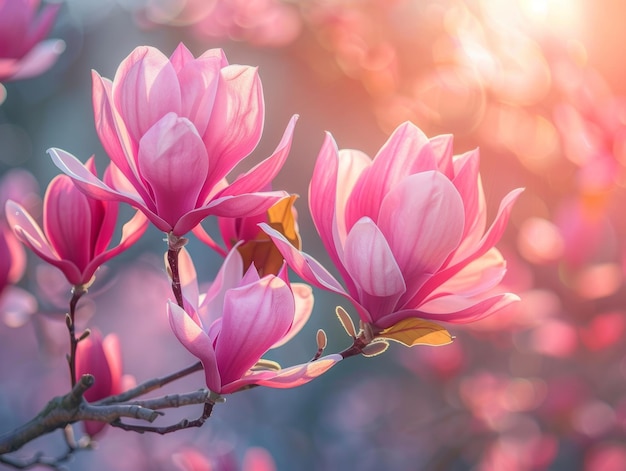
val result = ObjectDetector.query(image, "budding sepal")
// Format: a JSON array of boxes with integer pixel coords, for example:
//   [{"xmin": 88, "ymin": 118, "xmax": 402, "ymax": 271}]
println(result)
[
  {"xmin": 336, "ymin": 306, "xmax": 356, "ymax": 338},
  {"xmin": 361, "ymin": 340, "xmax": 389, "ymax": 357}
]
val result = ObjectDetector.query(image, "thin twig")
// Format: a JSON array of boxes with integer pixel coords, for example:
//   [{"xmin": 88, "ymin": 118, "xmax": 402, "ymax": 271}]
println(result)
[
  {"xmin": 110, "ymin": 401, "xmax": 216, "ymax": 435},
  {"xmin": 95, "ymin": 361, "xmax": 203, "ymax": 405},
  {"xmin": 123, "ymin": 389, "xmax": 211, "ymax": 410}
]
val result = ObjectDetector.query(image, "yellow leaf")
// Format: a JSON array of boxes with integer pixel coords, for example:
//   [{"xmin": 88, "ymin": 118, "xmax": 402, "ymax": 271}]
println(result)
[{"xmin": 377, "ymin": 318, "xmax": 453, "ymax": 347}]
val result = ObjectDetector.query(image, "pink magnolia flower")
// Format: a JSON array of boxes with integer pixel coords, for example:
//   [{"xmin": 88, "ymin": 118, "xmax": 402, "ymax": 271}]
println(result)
[
  {"xmin": 167, "ymin": 247, "xmax": 340, "ymax": 395},
  {"xmin": 5, "ymin": 158, "xmax": 148, "ymax": 287},
  {"xmin": 0, "ymin": 0, "xmax": 64, "ymax": 82},
  {"xmin": 50, "ymin": 43, "xmax": 296, "ymax": 236},
  {"xmin": 263, "ymin": 122, "xmax": 523, "ymax": 330},
  {"xmin": 76, "ymin": 329, "xmax": 131, "ymax": 437}
]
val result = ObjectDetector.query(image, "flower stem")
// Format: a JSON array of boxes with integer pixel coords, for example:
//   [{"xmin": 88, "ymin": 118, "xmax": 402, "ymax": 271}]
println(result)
[
  {"xmin": 66, "ymin": 286, "xmax": 87, "ymax": 387},
  {"xmin": 166, "ymin": 233, "xmax": 188, "ymax": 308},
  {"xmin": 338, "ymin": 336, "xmax": 369, "ymax": 359}
]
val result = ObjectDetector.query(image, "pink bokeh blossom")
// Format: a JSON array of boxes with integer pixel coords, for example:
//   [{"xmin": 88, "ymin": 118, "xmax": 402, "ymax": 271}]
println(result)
[
  {"xmin": 263, "ymin": 121, "xmax": 522, "ymax": 330},
  {"xmin": 76, "ymin": 329, "xmax": 133, "ymax": 437},
  {"xmin": 50, "ymin": 43, "xmax": 296, "ymax": 236},
  {"xmin": 0, "ymin": 0, "xmax": 64, "ymax": 82}
]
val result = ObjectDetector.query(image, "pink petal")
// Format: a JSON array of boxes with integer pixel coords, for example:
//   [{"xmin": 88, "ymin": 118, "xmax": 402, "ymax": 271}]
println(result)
[
  {"xmin": 167, "ymin": 301, "xmax": 221, "ymax": 392},
  {"xmin": 221, "ymin": 355, "xmax": 342, "ymax": 394},
  {"xmin": 377, "ymin": 171, "xmax": 465, "ymax": 303},
  {"xmin": 86, "ymin": 210, "xmax": 148, "ymax": 282},
  {"xmin": 451, "ymin": 149, "xmax": 487, "ymax": 249},
  {"xmin": 113, "ymin": 46, "xmax": 182, "ymax": 142},
  {"xmin": 169, "ymin": 43, "xmax": 195, "ymax": 72},
  {"xmin": 345, "ymin": 122, "xmax": 437, "ymax": 229},
  {"xmin": 334, "ymin": 148, "xmax": 372, "ymax": 244},
  {"xmin": 92, "ymin": 72, "xmax": 146, "ymax": 198},
  {"xmin": 271, "ymin": 282, "xmax": 313, "ymax": 348},
  {"xmin": 261, "ymin": 223, "xmax": 373, "ymax": 324},
  {"xmin": 430, "ymin": 133, "xmax": 454, "ymax": 178},
  {"xmin": 417, "ymin": 292, "xmax": 521, "ymax": 324},
  {"xmin": 308, "ymin": 134, "xmax": 339, "ymax": 251},
  {"xmin": 5, "ymin": 200, "xmax": 82, "ymax": 284},
  {"xmin": 260, "ymin": 223, "xmax": 347, "ymax": 295},
  {"xmin": 1, "ymin": 223, "xmax": 26, "ymax": 284},
  {"xmin": 177, "ymin": 247, "xmax": 199, "ymax": 311},
  {"xmin": 43, "ymin": 175, "xmax": 93, "ymax": 273},
  {"xmin": 7, "ymin": 39, "xmax": 65, "ymax": 80},
  {"xmin": 215, "ymin": 276, "xmax": 294, "ymax": 385},
  {"xmin": 343, "ymin": 217, "xmax": 406, "ymax": 323},
  {"xmin": 191, "ymin": 223, "xmax": 227, "ymax": 256},
  {"xmin": 48, "ymin": 148, "xmax": 157, "ymax": 218},
  {"xmin": 309, "ymin": 133, "xmax": 369, "ymax": 292},
  {"xmin": 429, "ymin": 247, "xmax": 506, "ymax": 298},
  {"xmin": 201, "ymin": 65, "xmax": 264, "ymax": 195},
  {"xmin": 174, "ymin": 49, "xmax": 221, "ymax": 136},
  {"xmin": 137, "ymin": 113, "xmax": 208, "ymax": 228},
  {"xmin": 217, "ymin": 115, "xmax": 297, "ymax": 199},
  {"xmin": 344, "ymin": 218, "xmax": 405, "ymax": 297},
  {"xmin": 409, "ymin": 187, "xmax": 524, "ymax": 306},
  {"xmin": 76, "ymin": 330, "xmax": 113, "ymax": 403},
  {"xmin": 174, "ymin": 190, "xmax": 288, "ymax": 236},
  {"xmin": 198, "ymin": 48, "xmax": 229, "ymax": 66},
  {"xmin": 102, "ymin": 334, "xmax": 123, "ymax": 394},
  {"xmin": 200, "ymin": 248, "xmax": 244, "ymax": 325}
]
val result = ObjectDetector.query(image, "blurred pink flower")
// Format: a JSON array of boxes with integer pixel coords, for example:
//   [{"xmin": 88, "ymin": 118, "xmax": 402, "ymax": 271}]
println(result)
[
  {"xmin": 0, "ymin": 169, "xmax": 38, "ymax": 327},
  {"xmin": 191, "ymin": 0, "xmax": 302, "ymax": 47},
  {"xmin": 50, "ymin": 43, "xmax": 296, "ymax": 236},
  {"xmin": 167, "ymin": 247, "xmax": 340, "ymax": 394},
  {"xmin": 5, "ymin": 158, "xmax": 148, "ymax": 287},
  {"xmin": 173, "ymin": 445, "xmax": 276, "ymax": 471},
  {"xmin": 0, "ymin": 222, "xmax": 25, "ymax": 296},
  {"xmin": 140, "ymin": 0, "xmax": 301, "ymax": 47},
  {"xmin": 0, "ymin": 0, "xmax": 64, "ymax": 82},
  {"xmin": 263, "ymin": 122, "xmax": 522, "ymax": 330},
  {"xmin": 76, "ymin": 329, "xmax": 131, "ymax": 437}
]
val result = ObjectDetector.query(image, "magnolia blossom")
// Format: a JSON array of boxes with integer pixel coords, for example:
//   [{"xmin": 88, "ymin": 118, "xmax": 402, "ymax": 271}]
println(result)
[
  {"xmin": 6, "ymin": 159, "xmax": 147, "ymax": 287},
  {"xmin": 263, "ymin": 122, "xmax": 523, "ymax": 330},
  {"xmin": 0, "ymin": 0, "xmax": 64, "ymax": 82},
  {"xmin": 168, "ymin": 247, "xmax": 340, "ymax": 394},
  {"xmin": 50, "ymin": 43, "xmax": 296, "ymax": 236},
  {"xmin": 76, "ymin": 330, "xmax": 131, "ymax": 437}
]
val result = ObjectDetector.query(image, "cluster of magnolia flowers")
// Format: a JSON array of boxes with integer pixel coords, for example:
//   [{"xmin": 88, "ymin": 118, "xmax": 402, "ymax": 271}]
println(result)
[{"xmin": 3, "ymin": 43, "xmax": 521, "ymax": 436}]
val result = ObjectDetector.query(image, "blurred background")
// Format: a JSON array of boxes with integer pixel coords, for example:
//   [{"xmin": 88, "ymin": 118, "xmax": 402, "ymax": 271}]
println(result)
[{"xmin": 2, "ymin": 0, "xmax": 626, "ymax": 469}]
